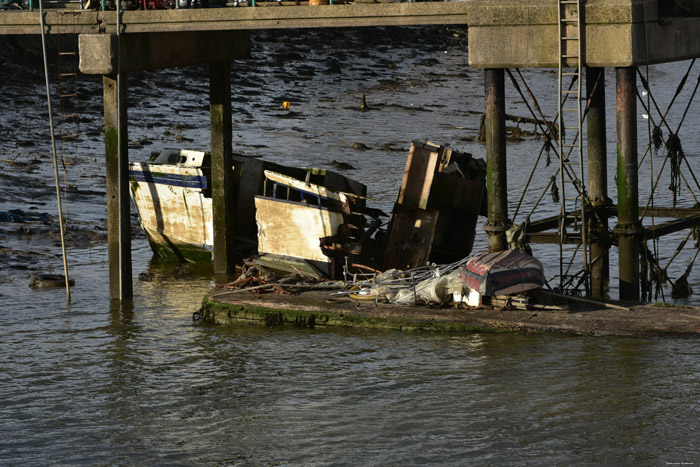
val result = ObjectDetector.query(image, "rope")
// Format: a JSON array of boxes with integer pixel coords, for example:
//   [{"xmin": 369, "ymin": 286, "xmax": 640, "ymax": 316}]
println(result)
[
  {"xmin": 636, "ymin": 60, "xmax": 695, "ymax": 168},
  {"xmin": 637, "ymin": 68, "xmax": 700, "ymax": 197},
  {"xmin": 116, "ymin": 0, "xmax": 127, "ymax": 300},
  {"xmin": 640, "ymin": 3, "xmax": 663, "ymax": 304},
  {"xmin": 39, "ymin": 0, "xmax": 71, "ymax": 302},
  {"xmin": 506, "ymin": 70, "xmax": 583, "ymax": 213},
  {"xmin": 512, "ymin": 138, "xmax": 548, "ymax": 221},
  {"xmin": 637, "ymin": 99, "xmax": 700, "ymax": 219}
]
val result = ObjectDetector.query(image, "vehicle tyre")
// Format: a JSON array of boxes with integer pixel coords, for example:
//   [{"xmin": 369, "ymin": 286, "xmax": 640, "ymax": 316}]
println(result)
[{"xmin": 29, "ymin": 274, "xmax": 75, "ymax": 289}]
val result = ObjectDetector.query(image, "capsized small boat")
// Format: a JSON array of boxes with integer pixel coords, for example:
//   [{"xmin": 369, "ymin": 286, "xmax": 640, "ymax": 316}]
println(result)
[{"xmin": 460, "ymin": 248, "xmax": 545, "ymax": 296}]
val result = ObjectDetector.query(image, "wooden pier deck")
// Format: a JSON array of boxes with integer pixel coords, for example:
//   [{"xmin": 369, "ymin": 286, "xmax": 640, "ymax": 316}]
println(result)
[
  {"xmin": 1, "ymin": 3, "xmax": 472, "ymax": 35},
  {"xmin": 2, "ymin": 1, "xmax": 700, "ymax": 67}
]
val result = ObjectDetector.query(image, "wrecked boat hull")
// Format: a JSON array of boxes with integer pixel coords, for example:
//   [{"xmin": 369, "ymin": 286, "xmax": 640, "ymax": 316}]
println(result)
[
  {"xmin": 252, "ymin": 168, "xmax": 368, "ymax": 278},
  {"xmin": 255, "ymin": 197, "xmax": 345, "ymax": 277},
  {"xmin": 129, "ymin": 150, "xmax": 214, "ymax": 262},
  {"xmin": 129, "ymin": 142, "xmax": 486, "ymax": 276}
]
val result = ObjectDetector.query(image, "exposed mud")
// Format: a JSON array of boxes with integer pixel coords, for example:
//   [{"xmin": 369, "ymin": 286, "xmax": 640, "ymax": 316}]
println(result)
[{"xmin": 0, "ymin": 26, "xmax": 471, "ymax": 282}]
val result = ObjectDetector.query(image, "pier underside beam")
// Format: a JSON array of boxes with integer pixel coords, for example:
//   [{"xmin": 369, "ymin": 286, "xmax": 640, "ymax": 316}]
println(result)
[
  {"xmin": 483, "ymin": 68, "xmax": 508, "ymax": 252},
  {"xmin": 103, "ymin": 73, "xmax": 132, "ymax": 300},
  {"xmin": 615, "ymin": 67, "xmax": 640, "ymax": 302},
  {"xmin": 587, "ymin": 67, "xmax": 610, "ymax": 298},
  {"xmin": 79, "ymin": 31, "xmax": 250, "ymax": 74}
]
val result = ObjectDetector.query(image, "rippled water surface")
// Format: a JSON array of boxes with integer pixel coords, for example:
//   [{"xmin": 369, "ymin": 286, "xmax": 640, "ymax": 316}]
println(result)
[{"xmin": 1, "ymin": 27, "xmax": 700, "ymax": 465}]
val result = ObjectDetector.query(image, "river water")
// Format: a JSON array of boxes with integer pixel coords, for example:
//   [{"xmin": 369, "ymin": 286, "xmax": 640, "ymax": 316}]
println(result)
[{"xmin": 1, "ymin": 27, "xmax": 699, "ymax": 465}]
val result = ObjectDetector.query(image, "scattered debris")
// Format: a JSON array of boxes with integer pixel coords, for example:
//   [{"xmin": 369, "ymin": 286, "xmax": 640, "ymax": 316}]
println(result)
[
  {"xmin": 330, "ymin": 160, "xmax": 355, "ymax": 170},
  {"xmin": 383, "ymin": 141, "xmax": 486, "ymax": 270},
  {"xmin": 351, "ymin": 142, "xmax": 370, "ymax": 151},
  {"xmin": 360, "ymin": 94, "xmax": 370, "ymax": 111},
  {"xmin": 130, "ymin": 141, "xmax": 485, "ymax": 282}
]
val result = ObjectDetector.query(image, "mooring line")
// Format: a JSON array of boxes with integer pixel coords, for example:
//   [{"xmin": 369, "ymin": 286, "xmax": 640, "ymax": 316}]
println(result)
[{"xmin": 39, "ymin": 0, "xmax": 71, "ymax": 302}]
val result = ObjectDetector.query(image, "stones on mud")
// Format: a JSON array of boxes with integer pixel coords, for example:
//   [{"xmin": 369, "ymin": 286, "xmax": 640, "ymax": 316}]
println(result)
[
  {"xmin": 381, "ymin": 143, "xmax": 406, "ymax": 153},
  {"xmin": 132, "ymin": 138, "xmax": 153, "ymax": 146},
  {"xmin": 330, "ymin": 160, "xmax": 355, "ymax": 170},
  {"xmin": 325, "ymin": 59, "xmax": 342, "ymax": 74}
]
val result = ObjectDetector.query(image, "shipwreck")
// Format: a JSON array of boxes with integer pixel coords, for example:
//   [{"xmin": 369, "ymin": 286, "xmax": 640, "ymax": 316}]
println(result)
[{"xmin": 129, "ymin": 141, "xmax": 487, "ymax": 278}]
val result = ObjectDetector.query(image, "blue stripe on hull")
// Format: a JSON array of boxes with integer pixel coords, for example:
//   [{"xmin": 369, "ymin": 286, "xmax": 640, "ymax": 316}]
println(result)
[{"xmin": 130, "ymin": 169, "xmax": 208, "ymax": 190}]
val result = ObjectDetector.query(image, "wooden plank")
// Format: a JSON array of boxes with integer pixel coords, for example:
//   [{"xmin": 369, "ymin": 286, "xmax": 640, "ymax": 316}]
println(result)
[
  {"xmin": 382, "ymin": 208, "xmax": 438, "ymax": 270},
  {"xmin": 644, "ymin": 215, "xmax": 700, "ymax": 240},
  {"xmin": 103, "ymin": 74, "xmax": 132, "ymax": 300},
  {"xmin": 255, "ymin": 197, "xmax": 344, "ymax": 263},
  {"xmin": 526, "ymin": 232, "xmax": 582, "ymax": 244},
  {"xmin": 264, "ymin": 170, "xmax": 366, "ymax": 203},
  {"xmin": 210, "ymin": 60, "xmax": 236, "ymax": 275},
  {"xmin": 428, "ymin": 172, "xmax": 483, "ymax": 262},
  {"xmin": 396, "ymin": 142, "xmax": 441, "ymax": 210},
  {"xmin": 0, "ymin": 3, "xmax": 474, "ymax": 35}
]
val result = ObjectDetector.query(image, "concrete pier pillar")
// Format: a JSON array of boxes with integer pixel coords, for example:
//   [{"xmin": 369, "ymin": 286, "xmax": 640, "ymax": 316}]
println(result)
[
  {"xmin": 483, "ymin": 68, "xmax": 508, "ymax": 252},
  {"xmin": 586, "ymin": 67, "xmax": 609, "ymax": 298},
  {"xmin": 209, "ymin": 60, "xmax": 236, "ymax": 275},
  {"xmin": 103, "ymin": 74, "xmax": 132, "ymax": 300},
  {"xmin": 615, "ymin": 67, "xmax": 640, "ymax": 302}
]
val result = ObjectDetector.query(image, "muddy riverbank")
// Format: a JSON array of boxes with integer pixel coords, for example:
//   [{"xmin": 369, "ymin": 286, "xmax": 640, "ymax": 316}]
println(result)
[{"xmin": 0, "ymin": 26, "xmax": 470, "ymax": 285}]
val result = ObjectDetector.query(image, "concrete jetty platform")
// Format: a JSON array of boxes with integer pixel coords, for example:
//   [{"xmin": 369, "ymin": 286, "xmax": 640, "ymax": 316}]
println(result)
[{"xmin": 200, "ymin": 290, "xmax": 700, "ymax": 338}]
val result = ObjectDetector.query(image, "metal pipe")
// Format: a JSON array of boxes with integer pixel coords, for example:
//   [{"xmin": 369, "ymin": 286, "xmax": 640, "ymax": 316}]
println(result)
[
  {"xmin": 616, "ymin": 67, "xmax": 640, "ymax": 302},
  {"xmin": 586, "ymin": 67, "xmax": 609, "ymax": 298},
  {"xmin": 39, "ymin": 0, "xmax": 71, "ymax": 302},
  {"xmin": 484, "ymin": 68, "xmax": 508, "ymax": 252}
]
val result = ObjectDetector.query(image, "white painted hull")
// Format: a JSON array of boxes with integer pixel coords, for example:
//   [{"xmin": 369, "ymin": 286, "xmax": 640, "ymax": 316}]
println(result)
[
  {"xmin": 255, "ymin": 197, "xmax": 344, "ymax": 264},
  {"xmin": 129, "ymin": 161, "xmax": 213, "ymax": 261}
]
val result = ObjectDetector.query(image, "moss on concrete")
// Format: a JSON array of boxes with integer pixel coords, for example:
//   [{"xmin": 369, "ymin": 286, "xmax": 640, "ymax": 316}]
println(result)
[
  {"xmin": 200, "ymin": 290, "xmax": 700, "ymax": 337},
  {"xmin": 199, "ymin": 297, "xmax": 496, "ymax": 334}
]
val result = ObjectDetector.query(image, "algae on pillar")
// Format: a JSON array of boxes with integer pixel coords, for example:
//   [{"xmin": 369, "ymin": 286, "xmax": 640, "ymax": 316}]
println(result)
[
  {"xmin": 209, "ymin": 60, "xmax": 237, "ymax": 275},
  {"xmin": 586, "ymin": 67, "xmax": 610, "ymax": 299},
  {"xmin": 103, "ymin": 73, "xmax": 132, "ymax": 301},
  {"xmin": 483, "ymin": 68, "xmax": 508, "ymax": 252},
  {"xmin": 615, "ymin": 67, "xmax": 640, "ymax": 302}
]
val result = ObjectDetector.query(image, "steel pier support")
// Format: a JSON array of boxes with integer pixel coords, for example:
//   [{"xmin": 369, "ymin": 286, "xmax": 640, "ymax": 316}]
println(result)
[
  {"xmin": 209, "ymin": 60, "xmax": 236, "ymax": 275},
  {"xmin": 586, "ymin": 67, "xmax": 609, "ymax": 298},
  {"xmin": 103, "ymin": 74, "xmax": 132, "ymax": 301},
  {"xmin": 484, "ymin": 68, "xmax": 508, "ymax": 252},
  {"xmin": 615, "ymin": 67, "xmax": 640, "ymax": 302}
]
